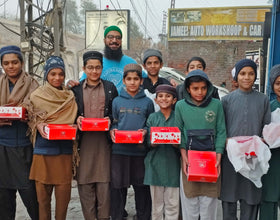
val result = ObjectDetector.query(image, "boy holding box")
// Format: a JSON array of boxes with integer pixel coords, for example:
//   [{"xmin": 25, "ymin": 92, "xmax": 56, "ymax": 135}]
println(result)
[
  {"xmin": 72, "ymin": 51, "xmax": 118, "ymax": 220},
  {"xmin": 175, "ymin": 69, "xmax": 226, "ymax": 220},
  {"xmin": 110, "ymin": 63, "xmax": 154, "ymax": 220},
  {"xmin": 144, "ymin": 84, "xmax": 180, "ymax": 219}
]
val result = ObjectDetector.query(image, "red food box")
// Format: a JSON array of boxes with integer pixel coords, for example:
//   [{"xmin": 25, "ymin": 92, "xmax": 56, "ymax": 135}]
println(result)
[
  {"xmin": 45, "ymin": 124, "xmax": 77, "ymax": 140},
  {"xmin": 115, "ymin": 130, "xmax": 143, "ymax": 144},
  {"xmin": 0, "ymin": 106, "xmax": 26, "ymax": 119},
  {"xmin": 187, "ymin": 150, "xmax": 218, "ymax": 183},
  {"xmin": 81, "ymin": 118, "xmax": 109, "ymax": 131},
  {"xmin": 150, "ymin": 127, "xmax": 181, "ymax": 144}
]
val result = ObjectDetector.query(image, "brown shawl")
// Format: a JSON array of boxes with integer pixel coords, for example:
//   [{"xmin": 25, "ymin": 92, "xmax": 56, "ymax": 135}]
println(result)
[
  {"xmin": 28, "ymin": 82, "xmax": 78, "ymax": 144},
  {"xmin": 0, "ymin": 71, "xmax": 39, "ymax": 107}
]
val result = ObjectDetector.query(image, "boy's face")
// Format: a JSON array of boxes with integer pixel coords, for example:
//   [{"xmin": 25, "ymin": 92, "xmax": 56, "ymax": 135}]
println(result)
[
  {"xmin": 187, "ymin": 81, "xmax": 207, "ymax": 105},
  {"xmin": 237, "ymin": 66, "xmax": 255, "ymax": 92},
  {"xmin": 273, "ymin": 75, "xmax": 280, "ymax": 101},
  {"xmin": 123, "ymin": 71, "xmax": 143, "ymax": 96},
  {"xmin": 47, "ymin": 68, "xmax": 65, "ymax": 89},
  {"xmin": 83, "ymin": 59, "xmax": 102, "ymax": 85},
  {"xmin": 186, "ymin": 60, "xmax": 204, "ymax": 74},
  {"xmin": 155, "ymin": 92, "xmax": 176, "ymax": 109},
  {"xmin": 143, "ymin": 56, "xmax": 163, "ymax": 77},
  {"xmin": 2, "ymin": 53, "xmax": 23, "ymax": 81}
]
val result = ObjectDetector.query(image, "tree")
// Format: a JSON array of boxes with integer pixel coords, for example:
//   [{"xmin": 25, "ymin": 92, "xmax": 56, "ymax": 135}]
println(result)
[
  {"xmin": 64, "ymin": 0, "xmax": 82, "ymax": 34},
  {"xmin": 129, "ymin": 18, "xmax": 143, "ymax": 39}
]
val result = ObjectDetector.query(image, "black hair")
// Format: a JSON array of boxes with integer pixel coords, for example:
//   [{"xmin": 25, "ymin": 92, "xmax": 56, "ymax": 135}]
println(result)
[
  {"xmin": 123, "ymin": 70, "xmax": 142, "ymax": 79},
  {"xmin": 186, "ymin": 57, "xmax": 206, "ymax": 71},
  {"xmin": 1, "ymin": 53, "xmax": 23, "ymax": 65},
  {"xmin": 185, "ymin": 75, "xmax": 209, "ymax": 89}
]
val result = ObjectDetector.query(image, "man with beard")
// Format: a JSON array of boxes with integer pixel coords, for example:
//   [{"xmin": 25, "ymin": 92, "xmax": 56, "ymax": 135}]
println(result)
[{"xmin": 73, "ymin": 25, "xmax": 144, "ymax": 93}]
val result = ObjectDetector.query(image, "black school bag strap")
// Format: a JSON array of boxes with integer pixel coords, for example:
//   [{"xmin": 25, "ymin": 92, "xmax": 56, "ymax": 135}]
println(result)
[{"xmin": 187, "ymin": 129, "xmax": 215, "ymax": 151}]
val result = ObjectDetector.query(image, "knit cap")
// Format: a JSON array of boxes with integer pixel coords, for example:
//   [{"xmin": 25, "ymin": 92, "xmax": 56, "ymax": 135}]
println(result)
[
  {"xmin": 234, "ymin": 59, "xmax": 257, "ymax": 81},
  {"xmin": 44, "ymin": 56, "xmax": 65, "ymax": 80},
  {"xmin": 269, "ymin": 64, "xmax": 280, "ymax": 89},
  {"xmin": 0, "ymin": 45, "xmax": 22, "ymax": 61},
  {"xmin": 143, "ymin": 49, "xmax": 162, "ymax": 64},
  {"xmin": 156, "ymin": 84, "xmax": 177, "ymax": 98},
  {"xmin": 83, "ymin": 51, "xmax": 103, "ymax": 65},
  {"xmin": 123, "ymin": 63, "xmax": 142, "ymax": 78},
  {"xmin": 104, "ymin": 25, "xmax": 122, "ymax": 38}
]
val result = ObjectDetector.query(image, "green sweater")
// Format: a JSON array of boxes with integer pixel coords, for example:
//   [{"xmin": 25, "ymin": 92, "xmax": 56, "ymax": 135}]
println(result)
[
  {"xmin": 144, "ymin": 111, "xmax": 181, "ymax": 187},
  {"xmin": 175, "ymin": 98, "xmax": 226, "ymax": 154}
]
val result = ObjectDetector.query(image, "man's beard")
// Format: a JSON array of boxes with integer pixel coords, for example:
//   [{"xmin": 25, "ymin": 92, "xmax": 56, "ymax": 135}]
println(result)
[{"xmin": 104, "ymin": 45, "xmax": 123, "ymax": 61}]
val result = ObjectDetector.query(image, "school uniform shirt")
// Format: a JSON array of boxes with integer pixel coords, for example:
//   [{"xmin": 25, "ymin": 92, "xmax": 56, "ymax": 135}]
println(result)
[
  {"xmin": 111, "ymin": 88, "xmax": 154, "ymax": 156},
  {"xmin": 220, "ymin": 88, "xmax": 271, "ymax": 204},
  {"xmin": 262, "ymin": 99, "xmax": 280, "ymax": 202},
  {"xmin": 144, "ymin": 111, "xmax": 180, "ymax": 187}
]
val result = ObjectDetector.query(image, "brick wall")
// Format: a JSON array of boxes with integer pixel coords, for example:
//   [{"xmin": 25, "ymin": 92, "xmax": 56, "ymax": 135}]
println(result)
[{"xmin": 167, "ymin": 40, "xmax": 263, "ymax": 91}]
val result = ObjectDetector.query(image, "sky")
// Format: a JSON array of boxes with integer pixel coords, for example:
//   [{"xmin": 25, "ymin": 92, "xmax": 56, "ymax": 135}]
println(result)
[{"xmin": 1, "ymin": 0, "xmax": 272, "ymax": 42}]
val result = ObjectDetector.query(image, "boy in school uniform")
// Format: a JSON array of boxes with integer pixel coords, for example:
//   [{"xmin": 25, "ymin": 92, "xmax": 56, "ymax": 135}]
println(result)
[
  {"xmin": 110, "ymin": 63, "xmax": 154, "ymax": 220},
  {"xmin": 259, "ymin": 64, "xmax": 280, "ymax": 220},
  {"xmin": 220, "ymin": 59, "xmax": 271, "ymax": 220},
  {"xmin": 144, "ymin": 84, "xmax": 181, "ymax": 219},
  {"xmin": 72, "ymin": 51, "xmax": 118, "ymax": 220},
  {"xmin": 175, "ymin": 69, "xmax": 226, "ymax": 220}
]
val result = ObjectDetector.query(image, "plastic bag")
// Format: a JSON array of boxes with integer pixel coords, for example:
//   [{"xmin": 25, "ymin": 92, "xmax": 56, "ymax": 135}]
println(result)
[
  {"xmin": 263, "ymin": 122, "xmax": 280, "ymax": 149},
  {"xmin": 227, "ymin": 136, "xmax": 271, "ymax": 188},
  {"xmin": 271, "ymin": 108, "xmax": 280, "ymax": 123}
]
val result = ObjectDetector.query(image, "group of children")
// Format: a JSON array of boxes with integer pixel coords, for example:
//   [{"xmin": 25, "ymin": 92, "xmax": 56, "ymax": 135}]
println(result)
[{"xmin": 1, "ymin": 43, "xmax": 280, "ymax": 220}]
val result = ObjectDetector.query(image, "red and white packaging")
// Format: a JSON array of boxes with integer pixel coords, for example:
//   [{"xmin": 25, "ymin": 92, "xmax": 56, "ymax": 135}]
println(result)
[
  {"xmin": 45, "ymin": 124, "xmax": 77, "ymax": 140},
  {"xmin": 81, "ymin": 118, "xmax": 109, "ymax": 131},
  {"xmin": 150, "ymin": 127, "xmax": 181, "ymax": 144},
  {"xmin": 0, "ymin": 106, "xmax": 26, "ymax": 120},
  {"xmin": 187, "ymin": 150, "xmax": 218, "ymax": 183},
  {"xmin": 115, "ymin": 130, "xmax": 143, "ymax": 144}
]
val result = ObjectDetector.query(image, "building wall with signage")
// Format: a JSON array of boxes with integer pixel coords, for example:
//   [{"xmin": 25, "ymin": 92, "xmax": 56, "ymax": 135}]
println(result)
[{"xmin": 167, "ymin": 6, "xmax": 270, "ymax": 92}]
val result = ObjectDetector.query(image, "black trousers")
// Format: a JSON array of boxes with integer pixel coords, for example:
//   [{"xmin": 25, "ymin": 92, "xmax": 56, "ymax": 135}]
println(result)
[
  {"xmin": 0, "ymin": 184, "xmax": 39, "ymax": 220},
  {"xmin": 111, "ymin": 185, "xmax": 151, "ymax": 220},
  {"xmin": 222, "ymin": 200, "xmax": 259, "ymax": 220}
]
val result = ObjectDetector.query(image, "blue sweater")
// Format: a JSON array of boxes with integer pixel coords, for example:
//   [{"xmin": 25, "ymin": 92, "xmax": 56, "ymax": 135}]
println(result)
[
  {"xmin": 80, "ymin": 55, "xmax": 147, "ymax": 93},
  {"xmin": 111, "ymin": 88, "xmax": 154, "ymax": 156}
]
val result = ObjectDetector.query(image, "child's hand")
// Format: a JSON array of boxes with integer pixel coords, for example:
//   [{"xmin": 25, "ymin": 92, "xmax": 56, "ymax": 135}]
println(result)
[
  {"xmin": 138, "ymin": 129, "xmax": 147, "ymax": 138},
  {"xmin": 37, "ymin": 122, "xmax": 48, "ymax": 139},
  {"xmin": 76, "ymin": 116, "xmax": 84, "ymax": 130},
  {"xmin": 215, "ymin": 153, "xmax": 222, "ymax": 177},
  {"xmin": 104, "ymin": 116, "xmax": 111, "ymax": 128},
  {"xmin": 0, "ymin": 119, "xmax": 12, "ymax": 126},
  {"xmin": 110, "ymin": 129, "xmax": 117, "ymax": 143},
  {"xmin": 180, "ymin": 148, "xmax": 189, "ymax": 176}
]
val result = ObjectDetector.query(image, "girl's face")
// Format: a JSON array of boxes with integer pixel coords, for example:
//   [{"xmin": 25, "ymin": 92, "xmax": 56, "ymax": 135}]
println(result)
[
  {"xmin": 47, "ymin": 68, "xmax": 65, "ymax": 89},
  {"xmin": 123, "ymin": 71, "xmax": 143, "ymax": 96},
  {"xmin": 186, "ymin": 60, "xmax": 204, "ymax": 74},
  {"xmin": 273, "ymin": 75, "xmax": 280, "ymax": 102}
]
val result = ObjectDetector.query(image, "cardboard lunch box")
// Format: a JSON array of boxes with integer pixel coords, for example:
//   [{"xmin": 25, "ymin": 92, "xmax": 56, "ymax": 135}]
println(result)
[
  {"xmin": 45, "ymin": 124, "xmax": 77, "ymax": 140},
  {"xmin": 187, "ymin": 150, "xmax": 218, "ymax": 183},
  {"xmin": 114, "ymin": 130, "xmax": 143, "ymax": 144},
  {"xmin": 150, "ymin": 127, "xmax": 181, "ymax": 144},
  {"xmin": 0, "ymin": 106, "xmax": 26, "ymax": 119},
  {"xmin": 81, "ymin": 118, "xmax": 109, "ymax": 131}
]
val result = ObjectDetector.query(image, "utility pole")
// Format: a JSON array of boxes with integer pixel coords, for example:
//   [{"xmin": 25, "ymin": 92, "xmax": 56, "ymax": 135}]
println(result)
[
  {"xmin": 19, "ymin": 0, "xmax": 64, "ymax": 78},
  {"xmin": 170, "ymin": 0, "xmax": 175, "ymax": 9}
]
